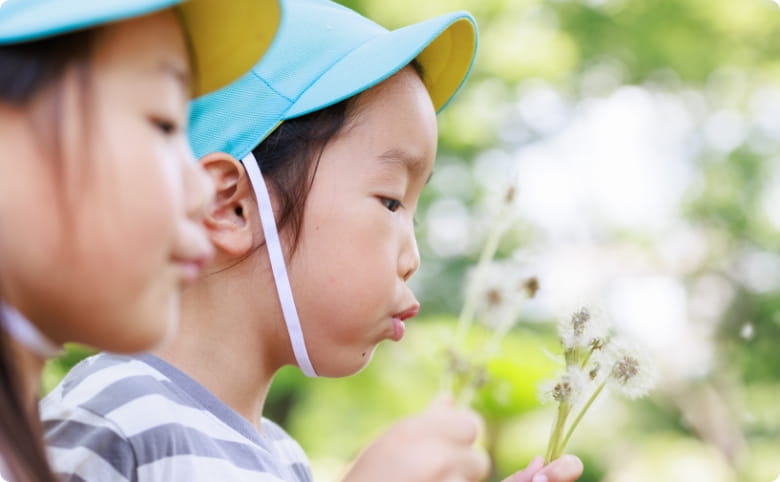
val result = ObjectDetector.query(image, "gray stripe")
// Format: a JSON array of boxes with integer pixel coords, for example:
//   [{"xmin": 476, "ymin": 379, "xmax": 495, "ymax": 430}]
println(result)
[
  {"xmin": 129, "ymin": 423, "xmax": 288, "ymax": 477},
  {"xmin": 76, "ymin": 375, "xmax": 203, "ymax": 417},
  {"xmin": 289, "ymin": 462, "xmax": 314, "ymax": 482},
  {"xmin": 44, "ymin": 419, "xmax": 136, "ymax": 481}
]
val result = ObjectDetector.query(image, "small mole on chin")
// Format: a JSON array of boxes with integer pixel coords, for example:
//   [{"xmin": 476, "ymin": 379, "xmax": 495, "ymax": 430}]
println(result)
[{"xmin": 361, "ymin": 352, "xmax": 366, "ymax": 357}]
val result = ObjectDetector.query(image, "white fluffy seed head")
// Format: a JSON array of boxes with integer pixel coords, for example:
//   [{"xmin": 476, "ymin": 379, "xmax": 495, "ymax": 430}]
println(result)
[{"xmin": 604, "ymin": 338, "xmax": 656, "ymax": 399}]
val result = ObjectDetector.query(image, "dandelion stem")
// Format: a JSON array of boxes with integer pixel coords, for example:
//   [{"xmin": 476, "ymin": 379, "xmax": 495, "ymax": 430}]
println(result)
[
  {"xmin": 555, "ymin": 380, "xmax": 607, "ymax": 459},
  {"xmin": 457, "ymin": 380, "xmax": 477, "ymax": 407},
  {"xmin": 580, "ymin": 347, "xmax": 595, "ymax": 369},
  {"xmin": 545, "ymin": 401, "xmax": 570, "ymax": 464},
  {"xmin": 453, "ymin": 212, "xmax": 508, "ymax": 346},
  {"xmin": 445, "ymin": 203, "xmax": 511, "ymax": 395}
]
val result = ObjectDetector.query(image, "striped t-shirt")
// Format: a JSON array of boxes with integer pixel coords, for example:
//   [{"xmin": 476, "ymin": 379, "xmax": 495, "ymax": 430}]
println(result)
[{"xmin": 40, "ymin": 353, "xmax": 313, "ymax": 481}]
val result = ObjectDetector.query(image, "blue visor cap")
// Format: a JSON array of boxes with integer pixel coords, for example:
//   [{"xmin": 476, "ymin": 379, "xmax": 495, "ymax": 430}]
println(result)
[
  {"xmin": 0, "ymin": 0, "xmax": 281, "ymax": 96},
  {"xmin": 189, "ymin": 0, "xmax": 478, "ymax": 161}
]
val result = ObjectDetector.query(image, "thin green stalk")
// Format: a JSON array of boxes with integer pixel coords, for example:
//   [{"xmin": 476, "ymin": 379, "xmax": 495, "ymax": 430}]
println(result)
[
  {"xmin": 444, "ymin": 207, "xmax": 510, "ymax": 396},
  {"xmin": 452, "ymin": 212, "xmax": 508, "ymax": 346},
  {"xmin": 457, "ymin": 379, "xmax": 477, "ymax": 408},
  {"xmin": 544, "ymin": 402, "xmax": 570, "ymax": 464},
  {"xmin": 579, "ymin": 347, "xmax": 595, "ymax": 369},
  {"xmin": 555, "ymin": 381, "xmax": 607, "ymax": 459}
]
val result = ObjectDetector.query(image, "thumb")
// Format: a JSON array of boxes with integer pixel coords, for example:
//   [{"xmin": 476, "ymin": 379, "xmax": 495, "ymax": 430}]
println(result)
[
  {"xmin": 501, "ymin": 455, "xmax": 545, "ymax": 482},
  {"xmin": 531, "ymin": 454, "xmax": 583, "ymax": 482}
]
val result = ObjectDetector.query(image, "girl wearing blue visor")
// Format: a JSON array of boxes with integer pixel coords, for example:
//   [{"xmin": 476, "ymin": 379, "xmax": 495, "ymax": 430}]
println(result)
[
  {"xmin": 0, "ymin": 1, "xmax": 279, "ymax": 480},
  {"xmin": 42, "ymin": 1, "xmax": 583, "ymax": 481}
]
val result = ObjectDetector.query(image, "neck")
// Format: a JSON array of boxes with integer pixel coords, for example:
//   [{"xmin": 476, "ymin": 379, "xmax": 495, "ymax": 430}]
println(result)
[{"xmin": 156, "ymin": 255, "xmax": 291, "ymax": 429}]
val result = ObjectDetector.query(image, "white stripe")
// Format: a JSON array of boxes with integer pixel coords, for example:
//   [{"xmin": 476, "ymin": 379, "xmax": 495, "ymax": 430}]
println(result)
[
  {"xmin": 106, "ymin": 393, "xmax": 250, "ymax": 444},
  {"xmin": 242, "ymin": 153, "xmax": 317, "ymax": 377},
  {"xmin": 47, "ymin": 445, "xmax": 129, "ymax": 481},
  {"xmin": 138, "ymin": 454, "xmax": 285, "ymax": 481},
  {"xmin": 54, "ymin": 356, "xmax": 169, "ymax": 408}
]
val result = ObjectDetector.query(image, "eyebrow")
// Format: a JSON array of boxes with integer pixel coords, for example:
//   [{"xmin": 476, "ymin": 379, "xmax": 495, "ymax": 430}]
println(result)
[
  {"xmin": 158, "ymin": 60, "xmax": 191, "ymax": 94},
  {"xmin": 377, "ymin": 148, "xmax": 433, "ymax": 184}
]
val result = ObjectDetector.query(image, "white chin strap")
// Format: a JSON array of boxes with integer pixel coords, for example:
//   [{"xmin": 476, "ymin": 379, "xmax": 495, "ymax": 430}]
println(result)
[
  {"xmin": 241, "ymin": 152, "xmax": 317, "ymax": 377},
  {"xmin": 1, "ymin": 302, "xmax": 62, "ymax": 358}
]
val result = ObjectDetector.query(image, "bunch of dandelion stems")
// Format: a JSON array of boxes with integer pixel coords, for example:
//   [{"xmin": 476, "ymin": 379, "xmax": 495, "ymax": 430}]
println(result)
[
  {"xmin": 443, "ymin": 193, "xmax": 514, "ymax": 406},
  {"xmin": 544, "ymin": 341, "xmax": 609, "ymax": 463}
]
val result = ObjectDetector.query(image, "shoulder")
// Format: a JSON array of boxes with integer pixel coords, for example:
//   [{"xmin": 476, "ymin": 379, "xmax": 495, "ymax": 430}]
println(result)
[
  {"xmin": 41, "ymin": 353, "xmax": 172, "ymax": 423},
  {"xmin": 261, "ymin": 418, "xmax": 314, "ymax": 482},
  {"xmin": 40, "ymin": 353, "xmax": 150, "ymax": 480}
]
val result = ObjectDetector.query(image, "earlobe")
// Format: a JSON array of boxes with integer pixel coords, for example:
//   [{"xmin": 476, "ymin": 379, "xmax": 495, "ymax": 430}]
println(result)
[{"xmin": 199, "ymin": 152, "xmax": 255, "ymax": 257}]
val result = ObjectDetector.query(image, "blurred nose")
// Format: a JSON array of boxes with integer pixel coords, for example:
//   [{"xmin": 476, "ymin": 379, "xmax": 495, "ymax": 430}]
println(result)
[
  {"xmin": 399, "ymin": 221, "xmax": 420, "ymax": 282},
  {"xmin": 182, "ymin": 148, "xmax": 215, "ymax": 220}
]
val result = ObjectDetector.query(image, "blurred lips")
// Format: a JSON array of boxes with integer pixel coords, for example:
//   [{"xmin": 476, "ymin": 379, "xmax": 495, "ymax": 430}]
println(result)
[
  {"xmin": 174, "ymin": 254, "xmax": 209, "ymax": 284},
  {"xmin": 171, "ymin": 223, "xmax": 213, "ymax": 285}
]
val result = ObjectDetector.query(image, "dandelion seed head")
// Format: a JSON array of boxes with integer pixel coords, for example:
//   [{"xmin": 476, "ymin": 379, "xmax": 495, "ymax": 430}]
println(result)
[
  {"xmin": 539, "ymin": 366, "xmax": 587, "ymax": 405},
  {"xmin": 611, "ymin": 354, "xmax": 640, "ymax": 384},
  {"xmin": 557, "ymin": 306, "xmax": 611, "ymax": 350},
  {"xmin": 571, "ymin": 307, "xmax": 590, "ymax": 336},
  {"xmin": 486, "ymin": 288, "xmax": 504, "ymax": 308},
  {"xmin": 590, "ymin": 336, "xmax": 608, "ymax": 352},
  {"xmin": 605, "ymin": 339, "xmax": 656, "ymax": 399},
  {"xmin": 473, "ymin": 261, "xmax": 536, "ymax": 331},
  {"xmin": 522, "ymin": 276, "xmax": 540, "ymax": 299},
  {"xmin": 504, "ymin": 185, "xmax": 517, "ymax": 204},
  {"xmin": 588, "ymin": 362, "xmax": 601, "ymax": 381}
]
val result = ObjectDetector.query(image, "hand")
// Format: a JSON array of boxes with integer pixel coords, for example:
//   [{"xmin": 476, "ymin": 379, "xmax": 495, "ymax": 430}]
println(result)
[
  {"xmin": 502, "ymin": 455, "xmax": 583, "ymax": 482},
  {"xmin": 342, "ymin": 397, "xmax": 490, "ymax": 482}
]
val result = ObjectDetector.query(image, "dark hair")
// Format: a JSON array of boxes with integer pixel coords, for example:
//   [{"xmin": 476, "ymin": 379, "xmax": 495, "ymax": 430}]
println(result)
[
  {"xmin": 249, "ymin": 60, "xmax": 425, "ymax": 253},
  {"xmin": 0, "ymin": 30, "xmax": 97, "ymax": 482},
  {"xmin": 250, "ymin": 97, "xmax": 352, "ymax": 253},
  {"xmin": 0, "ymin": 30, "xmax": 95, "ymax": 104}
]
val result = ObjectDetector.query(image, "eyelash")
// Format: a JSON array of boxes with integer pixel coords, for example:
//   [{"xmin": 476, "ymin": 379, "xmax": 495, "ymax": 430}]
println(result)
[
  {"xmin": 151, "ymin": 117, "xmax": 179, "ymax": 136},
  {"xmin": 379, "ymin": 197, "xmax": 403, "ymax": 212}
]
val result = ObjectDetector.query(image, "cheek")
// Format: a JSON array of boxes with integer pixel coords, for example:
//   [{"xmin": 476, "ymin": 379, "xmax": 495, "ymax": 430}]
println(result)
[
  {"xmin": 294, "ymin": 221, "xmax": 394, "ymax": 318},
  {"xmin": 73, "ymin": 126, "xmax": 182, "ymax": 279}
]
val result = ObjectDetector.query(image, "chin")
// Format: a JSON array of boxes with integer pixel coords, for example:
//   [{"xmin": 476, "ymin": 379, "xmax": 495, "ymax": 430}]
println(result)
[
  {"xmin": 319, "ymin": 349, "xmax": 377, "ymax": 378},
  {"xmin": 101, "ymin": 298, "xmax": 178, "ymax": 354}
]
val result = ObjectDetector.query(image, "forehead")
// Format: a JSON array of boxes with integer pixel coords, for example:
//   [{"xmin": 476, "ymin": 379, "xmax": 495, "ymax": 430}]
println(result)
[
  {"xmin": 91, "ymin": 9, "xmax": 191, "ymax": 94},
  {"xmin": 341, "ymin": 68, "xmax": 438, "ymax": 171}
]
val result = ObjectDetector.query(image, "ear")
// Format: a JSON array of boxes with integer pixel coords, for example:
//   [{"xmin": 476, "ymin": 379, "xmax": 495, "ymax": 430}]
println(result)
[{"xmin": 199, "ymin": 152, "xmax": 255, "ymax": 257}]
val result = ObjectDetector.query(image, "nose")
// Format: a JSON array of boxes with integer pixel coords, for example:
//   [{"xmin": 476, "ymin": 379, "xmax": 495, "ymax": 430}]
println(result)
[
  {"xmin": 182, "ymin": 150, "xmax": 215, "ymax": 220},
  {"xmin": 399, "ymin": 221, "xmax": 420, "ymax": 282}
]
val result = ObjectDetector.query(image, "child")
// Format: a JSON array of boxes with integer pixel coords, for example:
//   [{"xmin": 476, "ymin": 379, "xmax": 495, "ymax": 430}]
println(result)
[
  {"xmin": 41, "ymin": 1, "xmax": 583, "ymax": 481},
  {"xmin": 0, "ymin": 0, "xmax": 279, "ymax": 480}
]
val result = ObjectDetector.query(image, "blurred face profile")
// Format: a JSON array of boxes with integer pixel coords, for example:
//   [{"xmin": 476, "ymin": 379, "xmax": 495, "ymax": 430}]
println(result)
[{"xmin": 0, "ymin": 9, "xmax": 213, "ymax": 353}]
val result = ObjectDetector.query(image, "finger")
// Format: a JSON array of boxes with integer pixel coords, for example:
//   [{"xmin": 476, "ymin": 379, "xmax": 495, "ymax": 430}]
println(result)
[
  {"xmin": 456, "ymin": 447, "xmax": 491, "ymax": 481},
  {"xmin": 501, "ymin": 455, "xmax": 545, "ymax": 482},
  {"xmin": 532, "ymin": 454, "xmax": 583, "ymax": 482},
  {"xmin": 422, "ymin": 406, "xmax": 484, "ymax": 444}
]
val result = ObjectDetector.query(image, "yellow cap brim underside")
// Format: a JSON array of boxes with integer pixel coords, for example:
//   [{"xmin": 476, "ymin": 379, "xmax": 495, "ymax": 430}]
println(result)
[
  {"xmin": 178, "ymin": 0, "xmax": 281, "ymax": 97},
  {"xmin": 416, "ymin": 17, "xmax": 476, "ymax": 112}
]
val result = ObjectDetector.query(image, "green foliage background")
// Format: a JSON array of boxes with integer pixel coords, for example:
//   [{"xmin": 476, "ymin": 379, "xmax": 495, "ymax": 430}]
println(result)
[{"xmin": 45, "ymin": 0, "xmax": 780, "ymax": 480}]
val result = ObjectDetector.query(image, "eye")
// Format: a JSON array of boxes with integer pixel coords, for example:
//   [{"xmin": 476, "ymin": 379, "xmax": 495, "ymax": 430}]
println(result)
[
  {"xmin": 379, "ymin": 197, "xmax": 403, "ymax": 212},
  {"xmin": 150, "ymin": 116, "xmax": 179, "ymax": 136}
]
